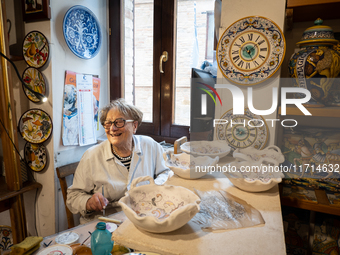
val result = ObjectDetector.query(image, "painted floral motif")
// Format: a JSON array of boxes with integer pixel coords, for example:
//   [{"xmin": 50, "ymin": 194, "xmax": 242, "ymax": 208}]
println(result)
[
  {"xmin": 130, "ymin": 191, "xmax": 186, "ymax": 221},
  {"xmin": 19, "ymin": 109, "xmax": 53, "ymax": 144},
  {"xmin": 181, "ymin": 141, "xmax": 230, "ymax": 158},
  {"xmin": 22, "ymin": 67, "xmax": 46, "ymax": 102},
  {"xmin": 63, "ymin": 6, "xmax": 101, "ymax": 59},
  {"xmin": 0, "ymin": 226, "xmax": 13, "ymax": 253},
  {"xmin": 23, "ymin": 31, "xmax": 49, "ymax": 68},
  {"xmin": 24, "ymin": 142, "xmax": 47, "ymax": 171},
  {"xmin": 191, "ymin": 145, "xmax": 223, "ymax": 154}
]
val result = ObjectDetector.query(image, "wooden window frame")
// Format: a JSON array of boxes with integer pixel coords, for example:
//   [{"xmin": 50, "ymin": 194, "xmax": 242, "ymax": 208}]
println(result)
[{"xmin": 109, "ymin": 0, "xmax": 189, "ymax": 143}]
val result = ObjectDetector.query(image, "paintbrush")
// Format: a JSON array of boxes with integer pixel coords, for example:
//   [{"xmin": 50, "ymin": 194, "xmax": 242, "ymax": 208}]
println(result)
[{"xmin": 102, "ymin": 184, "xmax": 105, "ymax": 216}]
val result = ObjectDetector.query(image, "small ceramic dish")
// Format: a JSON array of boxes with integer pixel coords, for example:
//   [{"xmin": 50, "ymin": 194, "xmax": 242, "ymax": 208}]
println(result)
[
  {"xmin": 106, "ymin": 222, "xmax": 117, "ymax": 233},
  {"xmin": 233, "ymin": 145, "xmax": 285, "ymax": 164},
  {"xmin": 180, "ymin": 140, "xmax": 231, "ymax": 158},
  {"xmin": 37, "ymin": 244, "xmax": 73, "ymax": 255},
  {"xmin": 224, "ymin": 159, "xmax": 284, "ymax": 192},
  {"xmin": 111, "ymin": 244, "xmax": 131, "ymax": 255},
  {"xmin": 163, "ymin": 151, "xmax": 218, "ymax": 179},
  {"xmin": 119, "ymin": 176, "xmax": 200, "ymax": 233},
  {"xmin": 55, "ymin": 231, "xmax": 79, "ymax": 245},
  {"xmin": 73, "ymin": 245, "xmax": 92, "ymax": 255}
]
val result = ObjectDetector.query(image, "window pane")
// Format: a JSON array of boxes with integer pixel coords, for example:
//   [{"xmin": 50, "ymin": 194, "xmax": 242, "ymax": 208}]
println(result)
[
  {"xmin": 174, "ymin": 0, "xmax": 215, "ymax": 126},
  {"xmin": 124, "ymin": 0, "xmax": 154, "ymax": 122}
]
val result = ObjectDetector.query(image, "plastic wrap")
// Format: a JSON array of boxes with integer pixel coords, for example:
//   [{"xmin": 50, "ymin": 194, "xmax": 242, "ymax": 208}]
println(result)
[{"xmin": 192, "ymin": 189, "xmax": 265, "ymax": 231}]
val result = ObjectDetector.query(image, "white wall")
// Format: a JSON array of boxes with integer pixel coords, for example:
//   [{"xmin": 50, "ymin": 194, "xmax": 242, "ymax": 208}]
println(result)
[
  {"xmin": 0, "ymin": 0, "xmax": 109, "ymax": 237},
  {"xmin": 50, "ymin": 0, "xmax": 109, "ymax": 234}
]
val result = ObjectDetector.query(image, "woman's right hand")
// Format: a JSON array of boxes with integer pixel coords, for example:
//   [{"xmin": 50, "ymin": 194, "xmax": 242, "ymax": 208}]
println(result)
[{"xmin": 86, "ymin": 193, "xmax": 108, "ymax": 212}]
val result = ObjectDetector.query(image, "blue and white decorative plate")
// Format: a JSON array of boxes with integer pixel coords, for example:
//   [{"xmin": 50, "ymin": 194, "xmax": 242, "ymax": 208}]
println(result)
[{"xmin": 63, "ymin": 5, "xmax": 101, "ymax": 59}]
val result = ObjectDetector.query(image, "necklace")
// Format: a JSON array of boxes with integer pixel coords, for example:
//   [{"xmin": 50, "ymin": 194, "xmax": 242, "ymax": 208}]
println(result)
[{"xmin": 111, "ymin": 145, "xmax": 132, "ymax": 160}]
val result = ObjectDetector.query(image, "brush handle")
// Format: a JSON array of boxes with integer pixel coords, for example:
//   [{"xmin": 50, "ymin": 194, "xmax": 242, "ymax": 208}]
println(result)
[{"xmin": 98, "ymin": 216, "xmax": 122, "ymax": 224}]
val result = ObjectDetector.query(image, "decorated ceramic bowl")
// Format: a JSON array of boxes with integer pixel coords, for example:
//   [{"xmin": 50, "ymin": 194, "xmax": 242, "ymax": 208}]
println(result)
[
  {"xmin": 119, "ymin": 176, "xmax": 200, "ymax": 233},
  {"xmin": 223, "ymin": 160, "xmax": 284, "ymax": 192},
  {"xmin": 233, "ymin": 145, "xmax": 284, "ymax": 164},
  {"xmin": 180, "ymin": 140, "xmax": 231, "ymax": 158},
  {"xmin": 163, "ymin": 152, "xmax": 218, "ymax": 179}
]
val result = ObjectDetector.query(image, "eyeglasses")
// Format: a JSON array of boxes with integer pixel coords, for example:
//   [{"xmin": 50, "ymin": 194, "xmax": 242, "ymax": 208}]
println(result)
[{"xmin": 103, "ymin": 118, "xmax": 134, "ymax": 129}]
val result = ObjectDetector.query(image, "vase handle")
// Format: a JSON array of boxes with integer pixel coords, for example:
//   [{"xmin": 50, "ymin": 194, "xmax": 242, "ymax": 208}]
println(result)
[{"xmin": 130, "ymin": 175, "xmax": 155, "ymax": 189}]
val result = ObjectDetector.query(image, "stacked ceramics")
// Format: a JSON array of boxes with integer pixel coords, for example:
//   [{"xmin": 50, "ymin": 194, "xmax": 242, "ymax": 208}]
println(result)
[{"xmin": 288, "ymin": 18, "xmax": 340, "ymax": 107}]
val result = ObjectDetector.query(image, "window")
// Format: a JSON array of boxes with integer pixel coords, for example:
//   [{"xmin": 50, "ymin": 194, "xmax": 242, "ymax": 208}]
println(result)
[{"xmin": 109, "ymin": 0, "xmax": 215, "ymax": 142}]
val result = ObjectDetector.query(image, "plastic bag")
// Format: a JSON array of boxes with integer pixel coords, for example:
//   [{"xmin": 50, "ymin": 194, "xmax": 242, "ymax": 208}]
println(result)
[{"xmin": 192, "ymin": 189, "xmax": 265, "ymax": 231}]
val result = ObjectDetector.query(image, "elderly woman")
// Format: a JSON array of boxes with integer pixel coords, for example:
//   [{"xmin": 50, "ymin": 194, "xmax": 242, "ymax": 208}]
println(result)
[{"xmin": 67, "ymin": 99, "xmax": 170, "ymax": 223}]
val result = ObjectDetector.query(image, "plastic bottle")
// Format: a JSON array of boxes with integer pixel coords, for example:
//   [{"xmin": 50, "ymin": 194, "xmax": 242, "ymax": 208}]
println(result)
[{"xmin": 91, "ymin": 222, "xmax": 114, "ymax": 255}]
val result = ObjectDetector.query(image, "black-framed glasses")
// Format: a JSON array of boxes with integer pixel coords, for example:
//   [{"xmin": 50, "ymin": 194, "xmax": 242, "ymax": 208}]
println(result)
[{"xmin": 104, "ymin": 118, "xmax": 134, "ymax": 129}]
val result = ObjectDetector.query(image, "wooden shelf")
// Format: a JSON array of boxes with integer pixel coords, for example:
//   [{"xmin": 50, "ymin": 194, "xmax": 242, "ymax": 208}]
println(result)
[
  {"xmin": 279, "ymin": 184, "xmax": 340, "ymax": 216},
  {"xmin": 0, "ymin": 177, "xmax": 42, "ymax": 211},
  {"xmin": 286, "ymin": 0, "xmax": 340, "ymax": 24},
  {"xmin": 9, "ymin": 55, "xmax": 24, "ymax": 61},
  {"xmin": 278, "ymin": 106, "xmax": 340, "ymax": 118},
  {"xmin": 287, "ymin": 0, "xmax": 340, "ymax": 8}
]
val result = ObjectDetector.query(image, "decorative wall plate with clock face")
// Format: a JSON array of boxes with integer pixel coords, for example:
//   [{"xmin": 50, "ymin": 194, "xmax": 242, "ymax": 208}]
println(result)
[
  {"xmin": 217, "ymin": 16, "xmax": 285, "ymax": 85},
  {"xmin": 215, "ymin": 108, "xmax": 269, "ymax": 150}
]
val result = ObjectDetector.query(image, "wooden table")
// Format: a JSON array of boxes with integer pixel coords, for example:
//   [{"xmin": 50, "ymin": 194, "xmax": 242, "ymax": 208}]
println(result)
[
  {"xmin": 35, "ymin": 156, "xmax": 286, "ymax": 254},
  {"xmin": 111, "ymin": 156, "xmax": 286, "ymax": 255},
  {"xmin": 33, "ymin": 213, "xmax": 126, "ymax": 254}
]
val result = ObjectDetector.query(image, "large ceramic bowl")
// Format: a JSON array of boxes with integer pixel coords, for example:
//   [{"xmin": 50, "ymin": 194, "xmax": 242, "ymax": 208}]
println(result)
[
  {"xmin": 233, "ymin": 145, "xmax": 284, "ymax": 164},
  {"xmin": 224, "ymin": 160, "xmax": 284, "ymax": 192},
  {"xmin": 163, "ymin": 152, "xmax": 218, "ymax": 179},
  {"xmin": 118, "ymin": 176, "xmax": 200, "ymax": 233},
  {"xmin": 180, "ymin": 140, "xmax": 231, "ymax": 158}
]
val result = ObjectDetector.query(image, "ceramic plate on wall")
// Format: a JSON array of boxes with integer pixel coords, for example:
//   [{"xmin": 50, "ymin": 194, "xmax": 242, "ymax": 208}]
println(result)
[
  {"xmin": 24, "ymin": 142, "xmax": 47, "ymax": 172},
  {"xmin": 18, "ymin": 109, "xmax": 53, "ymax": 144},
  {"xmin": 0, "ymin": 225, "xmax": 13, "ymax": 253},
  {"xmin": 22, "ymin": 31, "xmax": 49, "ymax": 68},
  {"xmin": 37, "ymin": 244, "xmax": 73, "ymax": 255},
  {"xmin": 63, "ymin": 5, "xmax": 102, "ymax": 59},
  {"xmin": 215, "ymin": 108, "xmax": 269, "ymax": 150},
  {"xmin": 22, "ymin": 67, "xmax": 47, "ymax": 103}
]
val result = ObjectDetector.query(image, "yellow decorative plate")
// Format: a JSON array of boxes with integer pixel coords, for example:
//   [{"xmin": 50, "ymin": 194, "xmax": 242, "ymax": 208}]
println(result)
[
  {"xmin": 22, "ymin": 67, "xmax": 47, "ymax": 103},
  {"xmin": 22, "ymin": 31, "xmax": 49, "ymax": 68},
  {"xmin": 24, "ymin": 142, "xmax": 47, "ymax": 172},
  {"xmin": 18, "ymin": 109, "xmax": 53, "ymax": 144}
]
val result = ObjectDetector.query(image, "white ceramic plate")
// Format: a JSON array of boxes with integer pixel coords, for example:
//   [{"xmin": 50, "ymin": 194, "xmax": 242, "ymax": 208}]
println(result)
[
  {"xmin": 106, "ymin": 223, "xmax": 117, "ymax": 233},
  {"xmin": 180, "ymin": 140, "xmax": 231, "ymax": 158},
  {"xmin": 37, "ymin": 244, "xmax": 73, "ymax": 255},
  {"xmin": 55, "ymin": 231, "xmax": 79, "ymax": 245}
]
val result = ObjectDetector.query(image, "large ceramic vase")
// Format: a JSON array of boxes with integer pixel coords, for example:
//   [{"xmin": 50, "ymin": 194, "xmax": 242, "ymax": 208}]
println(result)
[{"xmin": 288, "ymin": 19, "xmax": 340, "ymax": 107}]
